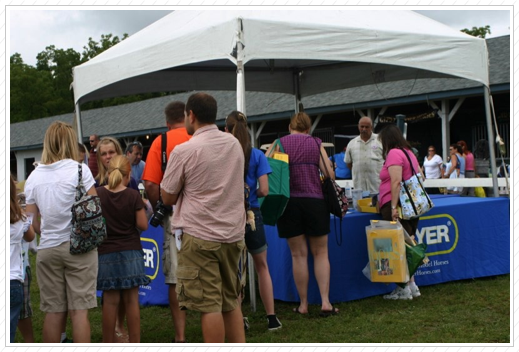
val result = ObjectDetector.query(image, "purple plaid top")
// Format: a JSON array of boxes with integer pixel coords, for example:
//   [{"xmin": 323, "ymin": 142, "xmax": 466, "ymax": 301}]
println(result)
[{"xmin": 279, "ymin": 134, "xmax": 323, "ymax": 199}]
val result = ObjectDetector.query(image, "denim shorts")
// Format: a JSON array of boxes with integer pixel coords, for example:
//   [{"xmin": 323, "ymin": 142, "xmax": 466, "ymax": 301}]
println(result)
[
  {"xmin": 97, "ymin": 250, "xmax": 151, "ymax": 291},
  {"xmin": 245, "ymin": 208, "xmax": 268, "ymax": 255},
  {"xmin": 10, "ymin": 280, "xmax": 23, "ymax": 343}
]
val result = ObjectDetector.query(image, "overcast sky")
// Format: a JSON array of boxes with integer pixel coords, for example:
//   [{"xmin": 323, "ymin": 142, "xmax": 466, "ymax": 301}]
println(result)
[{"xmin": 8, "ymin": 8, "xmax": 511, "ymax": 67}]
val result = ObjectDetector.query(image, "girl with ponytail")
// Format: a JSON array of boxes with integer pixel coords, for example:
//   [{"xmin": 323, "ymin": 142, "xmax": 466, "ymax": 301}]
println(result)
[
  {"xmin": 225, "ymin": 111, "xmax": 282, "ymax": 331},
  {"xmin": 96, "ymin": 155, "xmax": 150, "ymax": 343}
]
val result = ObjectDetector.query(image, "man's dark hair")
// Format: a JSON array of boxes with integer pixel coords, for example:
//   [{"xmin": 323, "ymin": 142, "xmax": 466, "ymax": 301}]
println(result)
[
  {"xmin": 164, "ymin": 101, "xmax": 186, "ymax": 124},
  {"xmin": 185, "ymin": 93, "xmax": 217, "ymax": 125}
]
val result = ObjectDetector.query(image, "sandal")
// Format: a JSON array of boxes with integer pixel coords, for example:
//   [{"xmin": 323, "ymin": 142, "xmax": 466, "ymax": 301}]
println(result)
[
  {"xmin": 293, "ymin": 306, "xmax": 308, "ymax": 315},
  {"xmin": 115, "ymin": 331, "xmax": 129, "ymax": 343},
  {"xmin": 319, "ymin": 306, "xmax": 339, "ymax": 317}
]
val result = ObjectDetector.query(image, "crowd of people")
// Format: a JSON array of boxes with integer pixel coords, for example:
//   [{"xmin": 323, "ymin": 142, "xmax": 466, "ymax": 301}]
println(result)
[{"xmin": 10, "ymin": 91, "xmax": 477, "ymax": 343}]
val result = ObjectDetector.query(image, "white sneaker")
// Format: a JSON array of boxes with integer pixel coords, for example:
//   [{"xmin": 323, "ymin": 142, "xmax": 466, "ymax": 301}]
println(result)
[
  {"xmin": 383, "ymin": 286, "xmax": 413, "ymax": 300},
  {"xmin": 409, "ymin": 282, "xmax": 421, "ymax": 298}
]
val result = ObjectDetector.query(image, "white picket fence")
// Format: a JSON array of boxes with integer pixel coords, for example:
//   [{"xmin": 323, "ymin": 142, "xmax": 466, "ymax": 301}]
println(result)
[{"xmin": 335, "ymin": 178, "xmax": 509, "ymax": 190}]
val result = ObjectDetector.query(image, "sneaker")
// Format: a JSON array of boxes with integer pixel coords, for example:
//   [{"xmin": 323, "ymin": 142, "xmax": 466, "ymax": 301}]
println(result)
[
  {"xmin": 383, "ymin": 286, "xmax": 413, "ymax": 300},
  {"xmin": 267, "ymin": 315, "xmax": 282, "ymax": 331},
  {"xmin": 243, "ymin": 317, "xmax": 250, "ymax": 331},
  {"xmin": 409, "ymin": 282, "xmax": 421, "ymax": 298},
  {"xmin": 61, "ymin": 338, "xmax": 74, "ymax": 343}
]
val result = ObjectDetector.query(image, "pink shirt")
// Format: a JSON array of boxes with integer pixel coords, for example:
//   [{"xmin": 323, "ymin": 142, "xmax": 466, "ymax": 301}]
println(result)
[
  {"xmin": 465, "ymin": 152, "xmax": 475, "ymax": 171},
  {"xmin": 379, "ymin": 148, "xmax": 421, "ymax": 208},
  {"xmin": 160, "ymin": 125, "xmax": 245, "ymax": 243}
]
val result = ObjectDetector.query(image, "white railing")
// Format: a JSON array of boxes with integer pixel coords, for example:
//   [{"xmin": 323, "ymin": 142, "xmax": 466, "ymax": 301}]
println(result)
[{"xmin": 335, "ymin": 178, "xmax": 509, "ymax": 192}]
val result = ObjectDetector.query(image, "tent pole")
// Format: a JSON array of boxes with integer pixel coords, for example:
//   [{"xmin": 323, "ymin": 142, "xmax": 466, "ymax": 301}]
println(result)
[
  {"xmin": 234, "ymin": 17, "xmax": 256, "ymax": 311},
  {"xmin": 440, "ymin": 99, "xmax": 450, "ymax": 163},
  {"xmin": 236, "ymin": 19, "xmax": 246, "ymax": 115},
  {"xmin": 483, "ymin": 87, "xmax": 499, "ymax": 197},
  {"xmin": 236, "ymin": 60, "xmax": 246, "ymax": 115},
  {"xmin": 75, "ymin": 103, "xmax": 84, "ymax": 143},
  {"xmin": 293, "ymin": 70, "xmax": 303, "ymax": 113}
]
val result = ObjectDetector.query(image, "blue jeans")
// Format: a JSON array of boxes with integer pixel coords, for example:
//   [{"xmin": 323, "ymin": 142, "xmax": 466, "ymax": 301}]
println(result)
[{"xmin": 10, "ymin": 280, "xmax": 23, "ymax": 343}]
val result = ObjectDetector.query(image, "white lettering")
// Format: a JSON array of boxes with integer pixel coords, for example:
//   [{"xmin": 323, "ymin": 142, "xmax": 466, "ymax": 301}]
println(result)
[
  {"xmin": 416, "ymin": 227, "xmax": 426, "ymax": 243},
  {"xmin": 417, "ymin": 225, "xmax": 450, "ymax": 245},
  {"xmin": 426, "ymin": 226, "xmax": 439, "ymax": 244},
  {"xmin": 436, "ymin": 225, "xmax": 450, "ymax": 243},
  {"xmin": 143, "ymin": 248, "xmax": 154, "ymax": 269}
]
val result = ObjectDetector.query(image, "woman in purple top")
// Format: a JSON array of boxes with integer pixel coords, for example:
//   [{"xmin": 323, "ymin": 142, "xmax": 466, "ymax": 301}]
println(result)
[{"xmin": 265, "ymin": 112, "xmax": 338, "ymax": 317}]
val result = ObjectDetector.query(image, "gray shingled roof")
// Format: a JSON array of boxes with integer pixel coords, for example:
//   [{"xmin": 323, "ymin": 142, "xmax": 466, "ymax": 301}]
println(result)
[{"xmin": 10, "ymin": 35, "xmax": 509, "ymax": 150}]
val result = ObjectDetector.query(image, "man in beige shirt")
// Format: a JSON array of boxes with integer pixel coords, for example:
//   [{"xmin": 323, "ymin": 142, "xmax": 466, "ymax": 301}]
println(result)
[
  {"xmin": 161, "ymin": 92, "xmax": 246, "ymax": 343},
  {"xmin": 345, "ymin": 116, "xmax": 384, "ymax": 193}
]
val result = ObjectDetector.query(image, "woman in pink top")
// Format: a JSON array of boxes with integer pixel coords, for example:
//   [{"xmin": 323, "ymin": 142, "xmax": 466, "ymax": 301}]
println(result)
[
  {"xmin": 378, "ymin": 124, "xmax": 422, "ymax": 300},
  {"xmin": 458, "ymin": 140, "xmax": 475, "ymax": 197}
]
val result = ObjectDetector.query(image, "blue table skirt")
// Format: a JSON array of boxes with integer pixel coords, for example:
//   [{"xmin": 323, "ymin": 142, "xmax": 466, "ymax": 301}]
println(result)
[
  {"xmin": 124, "ymin": 195, "xmax": 509, "ymax": 306},
  {"xmin": 265, "ymin": 195, "xmax": 510, "ymax": 304}
]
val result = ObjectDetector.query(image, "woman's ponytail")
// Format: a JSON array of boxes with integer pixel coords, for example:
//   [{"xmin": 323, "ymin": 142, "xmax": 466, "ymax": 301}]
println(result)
[{"xmin": 107, "ymin": 155, "xmax": 131, "ymax": 190}]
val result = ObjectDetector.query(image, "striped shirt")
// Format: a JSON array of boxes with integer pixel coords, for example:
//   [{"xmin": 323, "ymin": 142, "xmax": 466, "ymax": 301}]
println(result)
[
  {"xmin": 160, "ymin": 125, "xmax": 245, "ymax": 243},
  {"xmin": 344, "ymin": 133, "xmax": 384, "ymax": 193}
]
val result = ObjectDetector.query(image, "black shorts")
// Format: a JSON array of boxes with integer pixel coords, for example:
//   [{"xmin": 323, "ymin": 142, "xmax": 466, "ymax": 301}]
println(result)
[{"xmin": 277, "ymin": 197, "xmax": 330, "ymax": 238}]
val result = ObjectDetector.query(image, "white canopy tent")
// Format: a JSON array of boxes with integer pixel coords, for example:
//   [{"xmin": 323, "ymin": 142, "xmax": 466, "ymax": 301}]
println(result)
[{"xmin": 71, "ymin": 10, "xmax": 498, "ymax": 195}]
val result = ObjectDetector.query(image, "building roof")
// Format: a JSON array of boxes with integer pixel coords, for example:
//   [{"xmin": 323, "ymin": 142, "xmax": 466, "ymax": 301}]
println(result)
[{"xmin": 10, "ymin": 35, "xmax": 509, "ymax": 151}]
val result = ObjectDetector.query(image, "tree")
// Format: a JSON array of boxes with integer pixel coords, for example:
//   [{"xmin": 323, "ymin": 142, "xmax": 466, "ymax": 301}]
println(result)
[
  {"xmin": 11, "ymin": 34, "xmax": 127, "ymax": 123},
  {"xmin": 461, "ymin": 25, "xmax": 491, "ymax": 38},
  {"xmin": 35, "ymin": 45, "xmax": 83, "ymax": 114},
  {"xmin": 82, "ymin": 33, "xmax": 129, "ymax": 61},
  {"xmin": 10, "ymin": 33, "xmax": 170, "ymax": 123},
  {"xmin": 10, "ymin": 54, "xmax": 55, "ymax": 122}
]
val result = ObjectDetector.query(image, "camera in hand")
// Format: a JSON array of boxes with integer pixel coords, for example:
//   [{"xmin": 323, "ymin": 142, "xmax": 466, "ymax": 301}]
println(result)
[{"xmin": 150, "ymin": 200, "xmax": 172, "ymax": 227}]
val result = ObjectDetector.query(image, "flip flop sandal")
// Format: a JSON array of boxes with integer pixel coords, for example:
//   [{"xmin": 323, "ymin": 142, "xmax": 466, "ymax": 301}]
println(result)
[
  {"xmin": 293, "ymin": 306, "xmax": 308, "ymax": 315},
  {"xmin": 319, "ymin": 306, "xmax": 339, "ymax": 317}
]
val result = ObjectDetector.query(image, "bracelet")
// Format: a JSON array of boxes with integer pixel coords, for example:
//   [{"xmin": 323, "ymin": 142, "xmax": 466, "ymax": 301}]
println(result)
[{"xmin": 391, "ymin": 205, "xmax": 397, "ymax": 210}]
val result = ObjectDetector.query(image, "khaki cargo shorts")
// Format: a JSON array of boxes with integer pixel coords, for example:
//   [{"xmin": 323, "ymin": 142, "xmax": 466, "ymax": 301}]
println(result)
[
  {"xmin": 176, "ymin": 233, "xmax": 245, "ymax": 313},
  {"xmin": 36, "ymin": 241, "xmax": 98, "ymax": 312}
]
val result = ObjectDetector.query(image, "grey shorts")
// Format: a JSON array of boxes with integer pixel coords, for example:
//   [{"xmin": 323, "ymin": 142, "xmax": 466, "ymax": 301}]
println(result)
[{"xmin": 162, "ymin": 214, "xmax": 179, "ymax": 285}]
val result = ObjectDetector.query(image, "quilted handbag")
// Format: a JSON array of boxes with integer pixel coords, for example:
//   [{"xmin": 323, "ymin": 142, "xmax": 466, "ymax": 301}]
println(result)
[
  {"xmin": 398, "ymin": 148, "xmax": 434, "ymax": 220},
  {"xmin": 70, "ymin": 164, "xmax": 106, "ymax": 255}
]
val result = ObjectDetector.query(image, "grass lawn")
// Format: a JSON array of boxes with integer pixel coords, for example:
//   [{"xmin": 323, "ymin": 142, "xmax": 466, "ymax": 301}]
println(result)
[{"xmin": 15, "ymin": 252, "xmax": 510, "ymax": 344}]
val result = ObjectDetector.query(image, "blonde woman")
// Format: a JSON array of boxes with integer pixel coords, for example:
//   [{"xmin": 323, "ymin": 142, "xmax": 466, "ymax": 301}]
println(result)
[{"xmin": 25, "ymin": 121, "xmax": 98, "ymax": 343}]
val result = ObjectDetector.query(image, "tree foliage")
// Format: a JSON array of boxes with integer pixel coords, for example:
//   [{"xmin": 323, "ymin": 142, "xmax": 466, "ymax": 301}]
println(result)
[
  {"xmin": 10, "ymin": 32, "xmax": 173, "ymax": 123},
  {"xmin": 461, "ymin": 25, "xmax": 491, "ymax": 38},
  {"xmin": 82, "ymin": 33, "xmax": 129, "ymax": 61},
  {"xmin": 10, "ymin": 33, "xmax": 148, "ymax": 124}
]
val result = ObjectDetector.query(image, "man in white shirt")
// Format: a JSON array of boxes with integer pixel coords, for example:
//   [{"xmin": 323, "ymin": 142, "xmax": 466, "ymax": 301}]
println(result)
[{"xmin": 344, "ymin": 116, "xmax": 384, "ymax": 193}]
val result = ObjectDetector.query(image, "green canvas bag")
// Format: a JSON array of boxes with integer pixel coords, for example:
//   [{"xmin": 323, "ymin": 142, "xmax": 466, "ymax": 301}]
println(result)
[{"xmin": 259, "ymin": 139, "xmax": 290, "ymax": 225}]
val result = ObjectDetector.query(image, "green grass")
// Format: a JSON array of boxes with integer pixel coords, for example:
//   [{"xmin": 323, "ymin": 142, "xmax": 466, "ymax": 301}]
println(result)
[{"xmin": 16, "ymin": 252, "xmax": 510, "ymax": 343}]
